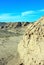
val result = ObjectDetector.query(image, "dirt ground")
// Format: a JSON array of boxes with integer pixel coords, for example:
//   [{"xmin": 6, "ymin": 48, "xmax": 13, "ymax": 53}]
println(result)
[{"xmin": 0, "ymin": 27, "xmax": 25, "ymax": 65}]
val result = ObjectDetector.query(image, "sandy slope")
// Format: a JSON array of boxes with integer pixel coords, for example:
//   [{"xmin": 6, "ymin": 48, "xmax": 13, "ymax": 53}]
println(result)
[
  {"xmin": 0, "ymin": 27, "xmax": 25, "ymax": 65},
  {"xmin": 18, "ymin": 17, "xmax": 44, "ymax": 65}
]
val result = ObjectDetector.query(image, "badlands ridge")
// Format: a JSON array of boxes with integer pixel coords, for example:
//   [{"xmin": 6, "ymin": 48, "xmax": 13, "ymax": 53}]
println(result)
[{"xmin": 18, "ymin": 16, "xmax": 44, "ymax": 65}]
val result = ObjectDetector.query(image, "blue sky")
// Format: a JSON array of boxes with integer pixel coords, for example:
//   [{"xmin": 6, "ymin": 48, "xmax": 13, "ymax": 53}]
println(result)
[{"xmin": 0, "ymin": 0, "xmax": 44, "ymax": 22}]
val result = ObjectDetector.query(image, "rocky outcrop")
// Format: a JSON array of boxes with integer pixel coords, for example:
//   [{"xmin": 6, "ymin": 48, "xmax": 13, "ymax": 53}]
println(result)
[
  {"xmin": 0, "ymin": 22, "xmax": 30, "ymax": 29},
  {"xmin": 18, "ymin": 16, "xmax": 44, "ymax": 65},
  {"xmin": 21, "ymin": 22, "xmax": 30, "ymax": 26}
]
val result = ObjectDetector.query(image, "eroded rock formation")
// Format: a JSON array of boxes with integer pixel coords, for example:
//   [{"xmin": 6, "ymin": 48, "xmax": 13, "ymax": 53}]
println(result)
[{"xmin": 18, "ymin": 16, "xmax": 44, "ymax": 65}]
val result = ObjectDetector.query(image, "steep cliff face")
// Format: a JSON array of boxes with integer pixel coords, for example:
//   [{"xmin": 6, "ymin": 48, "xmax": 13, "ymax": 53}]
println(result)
[{"xmin": 18, "ymin": 16, "xmax": 44, "ymax": 65}]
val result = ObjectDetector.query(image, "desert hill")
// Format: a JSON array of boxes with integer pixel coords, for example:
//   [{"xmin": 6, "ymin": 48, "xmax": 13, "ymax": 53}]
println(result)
[
  {"xmin": 18, "ymin": 16, "xmax": 44, "ymax": 65},
  {"xmin": 0, "ymin": 16, "xmax": 44, "ymax": 65},
  {"xmin": 0, "ymin": 22, "xmax": 31, "ymax": 65},
  {"xmin": 0, "ymin": 22, "xmax": 30, "ymax": 30}
]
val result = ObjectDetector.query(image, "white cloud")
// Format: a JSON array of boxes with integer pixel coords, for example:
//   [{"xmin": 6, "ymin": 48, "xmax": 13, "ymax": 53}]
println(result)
[
  {"xmin": 21, "ymin": 11, "xmax": 35, "ymax": 16},
  {"xmin": 0, "ymin": 13, "xmax": 21, "ymax": 22},
  {"xmin": 38, "ymin": 9, "xmax": 44, "ymax": 12},
  {"xmin": 0, "ymin": 14, "xmax": 11, "ymax": 19},
  {"xmin": 0, "ymin": 9, "xmax": 44, "ymax": 22},
  {"xmin": 21, "ymin": 9, "xmax": 44, "ymax": 16}
]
